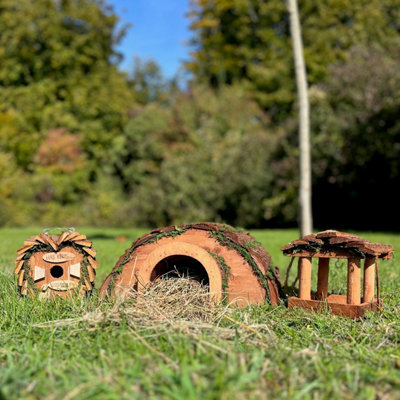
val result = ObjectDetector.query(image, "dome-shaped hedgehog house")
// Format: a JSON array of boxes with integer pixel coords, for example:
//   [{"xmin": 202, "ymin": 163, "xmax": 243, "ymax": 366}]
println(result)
[
  {"xmin": 14, "ymin": 230, "xmax": 98, "ymax": 299},
  {"xmin": 99, "ymin": 223, "xmax": 281, "ymax": 305}
]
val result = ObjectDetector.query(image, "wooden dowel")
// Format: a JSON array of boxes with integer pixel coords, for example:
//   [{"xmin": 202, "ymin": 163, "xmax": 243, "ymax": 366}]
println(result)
[
  {"xmin": 298, "ymin": 257, "xmax": 312, "ymax": 300},
  {"xmin": 317, "ymin": 258, "xmax": 329, "ymax": 300},
  {"xmin": 347, "ymin": 258, "xmax": 361, "ymax": 305},
  {"xmin": 363, "ymin": 257, "xmax": 375, "ymax": 303}
]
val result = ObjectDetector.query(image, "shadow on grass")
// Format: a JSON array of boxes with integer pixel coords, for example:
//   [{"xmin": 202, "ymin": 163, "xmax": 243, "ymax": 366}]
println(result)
[{"xmin": 88, "ymin": 233, "xmax": 127, "ymax": 240}]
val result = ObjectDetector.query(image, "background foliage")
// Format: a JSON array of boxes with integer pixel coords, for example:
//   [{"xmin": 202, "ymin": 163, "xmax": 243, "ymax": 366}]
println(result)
[{"xmin": 0, "ymin": 0, "xmax": 399, "ymax": 229}]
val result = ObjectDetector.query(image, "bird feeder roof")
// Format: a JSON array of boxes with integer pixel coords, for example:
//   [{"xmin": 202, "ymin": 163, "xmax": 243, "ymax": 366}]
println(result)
[{"xmin": 281, "ymin": 230, "xmax": 393, "ymax": 259}]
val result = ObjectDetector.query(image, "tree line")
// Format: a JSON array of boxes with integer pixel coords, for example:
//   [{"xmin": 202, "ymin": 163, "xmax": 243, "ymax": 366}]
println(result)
[{"xmin": 0, "ymin": 0, "xmax": 399, "ymax": 230}]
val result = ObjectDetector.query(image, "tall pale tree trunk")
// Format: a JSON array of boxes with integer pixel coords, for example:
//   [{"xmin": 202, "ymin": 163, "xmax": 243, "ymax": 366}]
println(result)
[{"xmin": 287, "ymin": 0, "xmax": 313, "ymax": 236}]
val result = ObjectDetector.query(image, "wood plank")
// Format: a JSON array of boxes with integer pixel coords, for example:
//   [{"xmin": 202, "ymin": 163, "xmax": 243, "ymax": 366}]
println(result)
[
  {"xmin": 40, "ymin": 233, "xmax": 52, "ymax": 244},
  {"xmin": 83, "ymin": 246, "xmax": 97, "ymax": 258},
  {"xmin": 87, "ymin": 264, "xmax": 96, "ymax": 282},
  {"xmin": 84, "ymin": 277, "xmax": 92, "ymax": 290},
  {"xmin": 18, "ymin": 270, "xmax": 25, "ymax": 286},
  {"xmin": 17, "ymin": 244, "xmax": 35, "ymax": 255},
  {"xmin": 88, "ymin": 256, "xmax": 98, "ymax": 270},
  {"xmin": 288, "ymin": 296, "xmax": 379, "ymax": 319},
  {"xmin": 64, "ymin": 231, "xmax": 80, "ymax": 241},
  {"xmin": 302, "ymin": 234, "xmax": 323, "ymax": 244},
  {"xmin": 363, "ymin": 257, "xmax": 375, "ymax": 303},
  {"xmin": 46, "ymin": 236, "xmax": 58, "ymax": 251},
  {"xmin": 284, "ymin": 249, "xmax": 392, "ymax": 260},
  {"xmin": 56, "ymin": 231, "xmax": 70, "ymax": 245},
  {"xmin": 14, "ymin": 260, "xmax": 24, "ymax": 275},
  {"xmin": 283, "ymin": 249, "xmax": 351, "ymax": 258},
  {"xmin": 316, "ymin": 230, "xmax": 358, "ymax": 239},
  {"xmin": 74, "ymin": 239, "xmax": 92, "ymax": 247},
  {"xmin": 14, "ymin": 253, "xmax": 25, "ymax": 263},
  {"xmin": 298, "ymin": 257, "xmax": 312, "ymax": 300},
  {"xmin": 329, "ymin": 236, "xmax": 359, "ymax": 245},
  {"xmin": 347, "ymin": 258, "xmax": 361, "ymax": 305},
  {"xmin": 326, "ymin": 294, "xmax": 347, "ymax": 304},
  {"xmin": 292, "ymin": 239, "xmax": 309, "ymax": 245},
  {"xmin": 316, "ymin": 258, "xmax": 329, "ymax": 300},
  {"xmin": 72, "ymin": 234, "xmax": 87, "ymax": 242},
  {"xmin": 24, "ymin": 239, "xmax": 38, "ymax": 246},
  {"xmin": 281, "ymin": 244, "xmax": 295, "ymax": 251},
  {"xmin": 35, "ymin": 234, "xmax": 47, "ymax": 244}
]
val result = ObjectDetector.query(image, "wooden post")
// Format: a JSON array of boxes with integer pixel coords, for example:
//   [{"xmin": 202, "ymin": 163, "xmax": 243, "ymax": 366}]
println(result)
[
  {"xmin": 298, "ymin": 257, "xmax": 312, "ymax": 300},
  {"xmin": 316, "ymin": 258, "xmax": 329, "ymax": 300},
  {"xmin": 347, "ymin": 258, "xmax": 361, "ymax": 305},
  {"xmin": 363, "ymin": 257, "xmax": 375, "ymax": 303}
]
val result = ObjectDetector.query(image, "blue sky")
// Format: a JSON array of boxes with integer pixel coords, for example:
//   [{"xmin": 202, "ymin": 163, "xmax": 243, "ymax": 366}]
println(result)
[{"xmin": 108, "ymin": 0, "xmax": 192, "ymax": 78}]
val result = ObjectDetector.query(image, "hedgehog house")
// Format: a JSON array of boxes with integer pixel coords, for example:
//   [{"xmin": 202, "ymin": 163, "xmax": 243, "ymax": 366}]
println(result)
[{"xmin": 99, "ymin": 223, "xmax": 280, "ymax": 305}]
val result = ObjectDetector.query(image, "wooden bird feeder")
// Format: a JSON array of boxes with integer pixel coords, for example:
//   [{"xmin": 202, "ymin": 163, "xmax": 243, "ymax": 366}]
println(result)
[
  {"xmin": 99, "ymin": 223, "xmax": 281, "ymax": 306},
  {"xmin": 281, "ymin": 230, "xmax": 394, "ymax": 318},
  {"xmin": 14, "ymin": 230, "xmax": 98, "ymax": 298}
]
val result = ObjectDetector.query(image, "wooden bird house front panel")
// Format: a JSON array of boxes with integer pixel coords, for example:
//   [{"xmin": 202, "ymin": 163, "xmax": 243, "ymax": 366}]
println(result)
[
  {"xmin": 15, "ymin": 230, "xmax": 98, "ymax": 298},
  {"xmin": 28, "ymin": 246, "xmax": 84, "ymax": 297}
]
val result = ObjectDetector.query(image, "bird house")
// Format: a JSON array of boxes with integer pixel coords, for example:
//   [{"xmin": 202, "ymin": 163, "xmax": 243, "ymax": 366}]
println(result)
[
  {"xmin": 281, "ymin": 230, "xmax": 394, "ymax": 318},
  {"xmin": 99, "ymin": 223, "xmax": 281, "ymax": 306},
  {"xmin": 14, "ymin": 230, "xmax": 98, "ymax": 299}
]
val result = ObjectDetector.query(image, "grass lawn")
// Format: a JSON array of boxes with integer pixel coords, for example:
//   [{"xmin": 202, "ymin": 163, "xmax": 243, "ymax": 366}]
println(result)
[{"xmin": 1, "ymin": 227, "xmax": 400, "ymax": 399}]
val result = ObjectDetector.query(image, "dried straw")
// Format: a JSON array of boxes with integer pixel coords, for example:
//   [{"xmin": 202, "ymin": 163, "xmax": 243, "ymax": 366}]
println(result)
[{"xmin": 33, "ymin": 277, "xmax": 277, "ymax": 353}]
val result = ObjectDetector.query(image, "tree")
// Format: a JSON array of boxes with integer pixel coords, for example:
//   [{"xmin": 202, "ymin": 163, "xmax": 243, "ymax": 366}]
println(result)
[
  {"xmin": 187, "ymin": 0, "xmax": 400, "ymax": 120},
  {"xmin": 0, "ymin": 0, "xmax": 133, "ymax": 171},
  {"xmin": 287, "ymin": 0, "xmax": 312, "ymax": 235},
  {"xmin": 129, "ymin": 57, "xmax": 169, "ymax": 105},
  {"xmin": 311, "ymin": 43, "xmax": 400, "ymax": 230},
  {"xmin": 116, "ymin": 85, "xmax": 281, "ymax": 227},
  {"xmin": 0, "ymin": 0, "xmax": 133, "ymax": 226}
]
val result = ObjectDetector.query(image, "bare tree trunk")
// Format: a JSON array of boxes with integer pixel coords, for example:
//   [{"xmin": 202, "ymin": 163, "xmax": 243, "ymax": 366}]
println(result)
[{"xmin": 287, "ymin": 0, "xmax": 313, "ymax": 236}]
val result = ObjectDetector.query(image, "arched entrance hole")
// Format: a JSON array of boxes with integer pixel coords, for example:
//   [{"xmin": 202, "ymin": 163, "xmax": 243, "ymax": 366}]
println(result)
[{"xmin": 150, "ymin": 255, "xmax": 210, "ymax": 288}]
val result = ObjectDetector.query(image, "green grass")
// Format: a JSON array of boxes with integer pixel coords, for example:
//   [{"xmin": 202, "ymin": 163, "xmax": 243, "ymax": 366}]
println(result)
[{"xmin": 1, "ymin": 227, "xmax": 400, "ymax": 399}]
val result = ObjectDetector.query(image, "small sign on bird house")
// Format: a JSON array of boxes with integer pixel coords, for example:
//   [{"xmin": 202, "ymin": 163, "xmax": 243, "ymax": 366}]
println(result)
[{"xmin": 14, "ymin": 229, "xmax": 98, "ymax": 298}]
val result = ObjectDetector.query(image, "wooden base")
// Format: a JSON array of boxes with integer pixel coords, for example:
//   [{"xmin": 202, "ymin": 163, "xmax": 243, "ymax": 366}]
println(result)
[{"xmin": 288, "ymin": 295, "xmax": 379, "ymax": 319}]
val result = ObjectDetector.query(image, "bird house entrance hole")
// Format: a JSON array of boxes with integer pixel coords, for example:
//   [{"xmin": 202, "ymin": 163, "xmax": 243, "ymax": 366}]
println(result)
[
  {"xmin": 151, "ymin": 255, "xmax": 210, "ymax": 288},
  {"xmin": 50, "ymin": 265, "xmax": 64, "ymax": 278}
]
